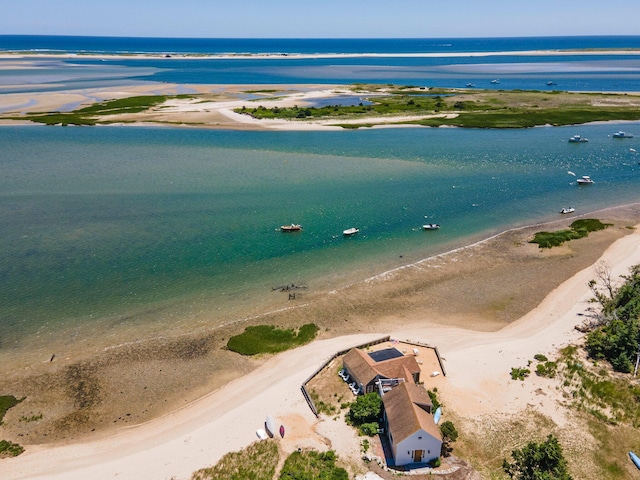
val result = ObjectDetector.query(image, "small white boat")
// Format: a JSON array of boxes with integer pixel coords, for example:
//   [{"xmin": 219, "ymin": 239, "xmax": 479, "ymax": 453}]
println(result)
[
  {"xmin": 280, "ymin": 224, "xmax": 302, "ymax": 232},
  {"xmin": 613, "ymin": 131, "xmax": 634, "ymax": 138},
  {"xmin": 630, "ymin": 451, "xmax": 640, "ymax": 471},
  {"xmin": 465, "ymin": 83, "xmax": 475, "ymax": 88},
  {"xmin": 547, "ymin": 81, "xmax": 557, "ymax": 86},
  {"xmin": 568, "ymin": 134, "xmax": 588, "ymax": 143},
  {"xmin": 560, "ymin": 207, "xmax": 575, "ymax": 214},
  {"xmin": 265, "ymin": 415, "xmax": 276, "ymax": 437},
  {"xmin": 576, "ymin": 175, "xmax": 594, "ymax": 185},
  {"xmin": 491, "ymin": 79, "xmax": 500, "ymax": 84},
  {"xmin": 343, "ymin": 227, "xmax": 359, "ymax": 236},
  {"xmin": 256, "ymin": 428, "xmax": 268, "ymax": 440},
  {"xmin": 423, "ymin": 223, "xmax": 441, "ymax": 230}
]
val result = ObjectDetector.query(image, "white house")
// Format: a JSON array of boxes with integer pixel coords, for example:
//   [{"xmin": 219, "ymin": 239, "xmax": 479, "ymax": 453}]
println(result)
[{"xmin": 382, "ymin": 382, "xmax": 442, "ymax": 466}]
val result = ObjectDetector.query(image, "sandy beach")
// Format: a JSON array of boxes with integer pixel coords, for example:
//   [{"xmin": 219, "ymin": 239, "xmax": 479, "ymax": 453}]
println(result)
[{"xmin": 1, "ymin": 203, "xmax": 640, "ymax": 479}]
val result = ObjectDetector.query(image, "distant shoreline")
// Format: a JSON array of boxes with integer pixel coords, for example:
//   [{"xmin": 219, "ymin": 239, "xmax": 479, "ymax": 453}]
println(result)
[{"xmin": 2, "ymin": 48, "xmax": 640, "ymax": 61}]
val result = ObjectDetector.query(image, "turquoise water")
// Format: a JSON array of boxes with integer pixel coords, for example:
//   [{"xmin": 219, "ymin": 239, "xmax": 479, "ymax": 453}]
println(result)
[{"xmin": 2, "ymin": 124, "xmax": 640, "ymax": 350}]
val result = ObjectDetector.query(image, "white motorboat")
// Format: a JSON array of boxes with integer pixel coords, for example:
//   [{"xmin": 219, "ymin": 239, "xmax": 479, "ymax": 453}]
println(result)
[
  {"xmin": 568, "ymin": 134, "xmax": 588, "ymax": 143},
  {"xmin": 613, "ymin": 131, "xmax": 634, "ymax": 138},
  {"xmin": 423, "ymin": 223, "xmax": 441, "ymax": 230},
  {"xmin": 576, "ymin": 175, "xmax": 594, "ymax": 185},
  {"xmin": 280, "ymin": 223, "xmax": 302, "ymax": 232},
  {"xmin": 343, "ymin": 227, "xmax": 359, "ymax": 236},
  {"xmin": 560, "ymin": 207, "xmax": 575, "ymax": 214}
]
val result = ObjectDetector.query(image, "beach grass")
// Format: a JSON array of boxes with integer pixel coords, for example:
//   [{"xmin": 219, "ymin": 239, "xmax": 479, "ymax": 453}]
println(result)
[
  {"xmin": 0, "ymin": 440, "xmax": 24, "ymax": 458},
  {"xmin": 226, "ymin": 323, "xmax": 319, "ymax": 355},
  {"xmin": 190, "ymin": 442, "xmax": 347, "ymax": 480},
  {"xmin": 279, "ymin": 450, "xmax": 348, "ymax": 480},
  {"xmin": 191, "ymin": 440, "xmax": 278, "ymax": 480}
]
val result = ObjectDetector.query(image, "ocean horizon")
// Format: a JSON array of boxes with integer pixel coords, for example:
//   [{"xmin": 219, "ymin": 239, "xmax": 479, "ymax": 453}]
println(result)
[{"xmin": 3, "ymin": 35, "xmax": 640, "ymax": 55}]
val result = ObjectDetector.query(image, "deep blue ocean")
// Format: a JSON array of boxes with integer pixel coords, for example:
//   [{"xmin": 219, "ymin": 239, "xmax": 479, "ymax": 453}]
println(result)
[
  {"xmin": 3, "ymin": 35, "xmax": 640, "ymax": 55},
  {"xmin": 1, "ymin": 36, "xmax": 640, "ymax": 360},
  {"xmin": 2, "ymin": 35, "xmax": 640, "ymax": 92}
]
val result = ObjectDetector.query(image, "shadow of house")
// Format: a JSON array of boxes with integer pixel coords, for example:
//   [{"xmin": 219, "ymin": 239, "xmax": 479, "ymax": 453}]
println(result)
[{"xmin": 342, "ymin": 347, "xmax": 421, "ymax": 395}]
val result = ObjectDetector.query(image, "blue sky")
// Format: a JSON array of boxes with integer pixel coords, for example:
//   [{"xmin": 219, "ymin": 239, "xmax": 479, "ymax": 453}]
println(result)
[{"xmin": 3, "ymin": 0, "xmax": 640, "ymax": 38}]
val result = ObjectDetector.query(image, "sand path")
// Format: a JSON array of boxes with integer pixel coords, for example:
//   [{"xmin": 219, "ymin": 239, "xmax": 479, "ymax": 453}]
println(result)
[{"xmin": 2, "ymin": 228, "xmax": 639, "ymax": 479}]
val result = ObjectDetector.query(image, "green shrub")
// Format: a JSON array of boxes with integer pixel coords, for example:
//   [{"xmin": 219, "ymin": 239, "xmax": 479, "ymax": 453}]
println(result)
[
  {"xmin": 534, "ymin": 354, "xmax": 548, "ymax": 362},
  {"xmin": 536, "ymin": 361, "xmax": 558, "ymax": 378},
  {"xmin": 359, "ymin": 422, "xmax": 380, "ymax": 437},
  {"xmin": 427, "ymin": 389, "xmax": 441, "ymax": 410},
  {"xmin": 585, "ymin": 266, "xmax": 640, "ymax": 372},
  {"xmin": 348, "ymin": 393, "xmax": 382, "ymax": 426},
  {"xmin": 510, "ymin": 367, "xmax": 530, "ymax": 381},
  {"xmin": 279, "ymin": 449, "xmax": 348, "ymax": 480},
  {"xmin": 440, "ymin": 420, "xmax": 459, "ymax": 457},
  {"xmin": 503, "ymin": 434, "xmax": 572, "ymax": 479},
  {"xmin": 0, "ymin": 439, "xmax": 24, "ymax": 458}
]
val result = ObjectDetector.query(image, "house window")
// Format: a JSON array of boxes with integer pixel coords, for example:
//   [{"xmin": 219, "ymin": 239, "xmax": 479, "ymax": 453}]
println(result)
[{"xmin": 418, "ymin": 436, "xmax": 422, "ymax": 440}]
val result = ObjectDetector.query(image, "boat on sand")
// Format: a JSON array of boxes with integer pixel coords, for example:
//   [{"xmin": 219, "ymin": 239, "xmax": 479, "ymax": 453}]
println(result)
[{"xmin": 265, "ymin": 415, "xmax": 276, "ymax": 437}]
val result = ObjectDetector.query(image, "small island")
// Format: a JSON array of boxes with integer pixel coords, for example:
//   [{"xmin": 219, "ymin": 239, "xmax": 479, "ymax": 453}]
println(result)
[{"xmin": 4, "ymin": 84, "xmax": 640, "ymax": 130}]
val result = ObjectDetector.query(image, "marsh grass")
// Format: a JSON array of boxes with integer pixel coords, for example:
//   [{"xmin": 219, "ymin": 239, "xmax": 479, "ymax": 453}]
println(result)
[
  {"xmin": 234, "ymin": 87, "xmax": 640, "ymax": 129},
  {"xmin": 17, "ymin": 94, "xmax": 192, "ymax": 126},
  {"xmin": 0, "ymin": 395, "xmax": 23, "ymax": 424},
  {"xmin": 530, "ymin": 219, "xmax": 611, "ymax": 248},
  {"xmin": 226, "ymin": 323, "xmax": 319, "ymax": 355}
]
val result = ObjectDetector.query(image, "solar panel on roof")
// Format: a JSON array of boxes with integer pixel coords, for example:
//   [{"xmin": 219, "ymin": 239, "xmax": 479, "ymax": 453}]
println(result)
[{"xmin": 368, "ymin": 347, "xmax": 403, "ymax": 363}]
